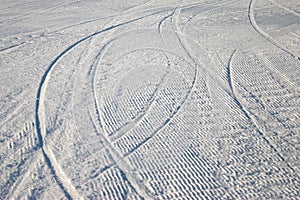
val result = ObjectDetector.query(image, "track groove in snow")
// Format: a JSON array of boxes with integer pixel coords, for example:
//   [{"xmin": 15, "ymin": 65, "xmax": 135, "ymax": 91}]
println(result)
[
  {"xmin": 1, "ymin": 0, "xmax": 299, "ymax": 198},
  {"xmin": 267, "ymin": 0, "xmax": 300, "ymax": 17},
  {"xmin": 34, "ymin": 10, "xmax": 179, "ymax": 198},
  {"xmin": 90, "ymin": 41, "xmax": 153, "ymax": 199},
  {"xmin": 248, "ymin": 0, "xmax": 298, "ymax": 59},
  {"xmin": 228, "ymin": 50, "xmax": 298, "ymax": 172}
]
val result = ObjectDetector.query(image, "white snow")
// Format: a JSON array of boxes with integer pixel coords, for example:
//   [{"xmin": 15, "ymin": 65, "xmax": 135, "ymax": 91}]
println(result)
[{"xmin": 1, "ymin": 0, "xmax": 299, "ymax": 199}]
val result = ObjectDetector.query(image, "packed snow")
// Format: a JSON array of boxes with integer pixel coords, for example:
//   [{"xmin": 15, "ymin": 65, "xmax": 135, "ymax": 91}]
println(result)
[{"xmin": 1, "ymin": 0, "xmax": 299, "ymax": 199}]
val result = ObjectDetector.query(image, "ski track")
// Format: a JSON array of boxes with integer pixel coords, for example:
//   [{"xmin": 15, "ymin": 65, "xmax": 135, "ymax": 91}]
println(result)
[
  {"xmin": 2, "ymin": 0, "xmax": 300, "ymax": 199},
  {"xmin": 99, "ymin": 46, "xmax": 194, "ymax": 143},
  {"xmin": 85, "ymin": 9, "xmax": 199, "ymax": 181},
  {"xmin": 267, "ymin": 0, "xmax": 300, "ymax": 17},
  {"xmin": 248, "ymin": 0, "xmax": 298, "ymax": 59},
  {"xmin": 34, "ymin": 8, "xmax": 180, "ymax": 198},
  {"xmin": 182, "ymin": 0, "xmax": 239, "ymax": 30},
  {"xmin": 107, "ymin": 50, "xmax": 172, "ymax": 140},
  {"xmin": 0, "ymin": 1, "xmax": 81, "ymax": 26},
  {"xmin": 34, "ymin": 9, "xmax": 182, "ymax": 199},
  {"xmin": 158, "ymin": 9, "xmax": 176, "ymax": 35},
  {"xmin": 227, "ymin": 50, "xmax": 238, "ymax": 94},
  {"xmin": 0, "ymin": 1, "xmax": 204, "ymax": 53},
  {"xmin": 91, "ymin": 55, "xmax": 152, "ymax": 199},
  {"xmin": 0, "ymin": 1, "xmax": 168, "ymax": 53},
  {"xmin": 123, "ymin": 68, "xmax": 197, "ymax": 157},
  {"xmin": 257, "ymin": 51, "xmax": 299, "ymax": 90},
  {"xmin": 114, "ymin": 9, "xmax": 199, "ymax": 155},
  {"xmin": 226, "ymin": 49, "xmax": 296, "ymax": 172},
  {"xmin": 88, "ymin": 38, "xmax": 191, "ymax": 198}
]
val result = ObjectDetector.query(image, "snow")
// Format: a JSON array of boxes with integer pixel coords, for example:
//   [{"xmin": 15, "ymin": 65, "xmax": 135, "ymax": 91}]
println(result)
[{"xmin": 1, "ymin": 0, "xmax": 299, "ymax": 199}]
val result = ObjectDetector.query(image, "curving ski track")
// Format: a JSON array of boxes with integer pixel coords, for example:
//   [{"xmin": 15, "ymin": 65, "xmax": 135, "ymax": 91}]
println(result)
[
  {"xmin": 248, "ymin": 0, "xmax": 298, "ymax": 59},
  {"xmin": 226, "ymin": 49, "xmax": 296, "ymax": 172},
  {"xmin": 34, "ymin": 10, "xmax": 177, "ymax": 199},
  {"xmin": 2, "ymin": 0, "xmax": 300, "ymax": 198}
]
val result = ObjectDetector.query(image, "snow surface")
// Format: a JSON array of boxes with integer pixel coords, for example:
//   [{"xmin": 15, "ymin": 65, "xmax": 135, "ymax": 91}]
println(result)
[{"xmin": 0, "ymin": 0, "xmax": 300, "ymax": 199}]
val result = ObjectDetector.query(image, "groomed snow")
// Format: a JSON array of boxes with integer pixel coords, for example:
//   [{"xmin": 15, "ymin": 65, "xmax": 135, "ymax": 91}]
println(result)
[{"xmin": 1, "ymin": 0, "xmax": 299, "ymax": 199}]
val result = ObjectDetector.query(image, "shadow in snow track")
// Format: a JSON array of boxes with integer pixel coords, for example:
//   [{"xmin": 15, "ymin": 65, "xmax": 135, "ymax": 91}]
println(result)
[{"xmin": 158, "ymin": 9, "xmax": 176, "ymax": 35}]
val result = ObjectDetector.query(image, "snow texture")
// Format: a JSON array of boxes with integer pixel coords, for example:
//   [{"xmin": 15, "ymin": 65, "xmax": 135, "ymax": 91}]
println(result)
[{"xmin": 0, "ymin": 0, "xmax": 299, "ymax": 199}]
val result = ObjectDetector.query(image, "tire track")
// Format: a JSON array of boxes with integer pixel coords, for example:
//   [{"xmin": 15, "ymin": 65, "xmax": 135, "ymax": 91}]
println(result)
[
  {"xmin": 7, "ymin": 158, "xmax": 36, "ymax": 199},
  {"xmin": 72, "ymin": 34, "xmax": 142, "ymax": 198},
  {"xmin": 245, "ymin": 52, "xmax": 300, "ymax": 172},
  {"xmin": 248, "ymin": 0, "xmax": 298, "ymax": 59},
  {"xmin": 3, "ymin": 121, "xmax": 39, "ymax": 199},
  {"xmin": 0, "ymin": 16, "xmax": 114, "ymax": 52},
  {"xmin": 94, "ymin": 65, "xmax": 197, "ymax": 180},
  {"xmin": 0, "ymin": 87, "xmax": 31, "ymax": 129},
  {"xmin": 99, "ymin": 44, "xmax": 197, "ymax": 142},
  {"xmin": 0, "ymin": 2, "xmax": 29, "ymax": 11},
  {"xmin": 80, "ymin": 19, "xmax": 180, "ymax": 200},
  {"xmin": 5, "ymin": 1, "xmax": 299, "ymax": 198},
  {"xmin": 89, "ymin": 24, "xmax": 197, "ymax": 182},
  {"xmin": 89, "ymin": 25, "xmax": 196, "ymax": 144},
  {"xmin": 227, "ymin": 49, "xmax": 296, "ymax": 172}
]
